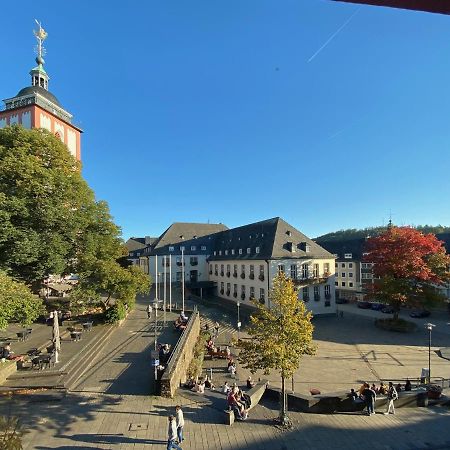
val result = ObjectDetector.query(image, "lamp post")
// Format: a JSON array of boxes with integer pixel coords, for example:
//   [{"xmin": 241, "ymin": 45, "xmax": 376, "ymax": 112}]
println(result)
[
  {"xmin": 237, "ymin": 301, "xmax": 241, "ymax": 341},
  {"xmin": 425, "ymin": 322, "xmax": 435, "ymax": 383}
]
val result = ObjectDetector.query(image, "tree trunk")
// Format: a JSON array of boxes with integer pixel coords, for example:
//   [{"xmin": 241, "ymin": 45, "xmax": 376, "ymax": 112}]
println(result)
[{"xmin": 278, "ymin": 374, "xmax": 291, "ymax": 427}]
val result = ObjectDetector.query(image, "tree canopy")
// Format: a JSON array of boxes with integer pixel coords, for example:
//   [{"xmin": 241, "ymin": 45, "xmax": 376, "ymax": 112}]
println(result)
[
  {"xmin": 0, "ymin": 126, "xmax": 150, "ymax": 323},
  {"xmin": 364, "ymin": 226, "xmax": 450, "ymax": 317},
  {"xmin": 0, "ymin": 271, "xmax": 44, "ymax": 329},
  {"xmin": 237, "ymin": 272, "xmax": 315, "ymax": 425}
]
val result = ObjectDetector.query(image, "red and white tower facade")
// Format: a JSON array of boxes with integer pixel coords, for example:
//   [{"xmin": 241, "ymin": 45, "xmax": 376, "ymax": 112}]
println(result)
[{"xmin": 0, "ymin": 21, "xmax": 82, "ymax": 160}]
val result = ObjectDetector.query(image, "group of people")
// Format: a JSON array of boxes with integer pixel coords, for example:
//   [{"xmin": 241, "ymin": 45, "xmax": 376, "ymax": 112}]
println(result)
[
  {"xmin": 0, "ymin": 343, "xmax": 21, "ymax": 361},
  {"xmin": 174, "ymin": 312, "xmax": 188, "ymax": 331},
  {"xmin": 226, "ymin": 384, "xmax": 251, "ymax": 420},
  {"xmin": 349, "ymin": 380, "xmax": 411, "ymax": 415},
  {"xmin": 167, "ymin": 405, "xmax": 184, "ymax": 450},
  {"xmin": 184, "ymin": 374, "xmax": 215, "ymax": 393},
  {"xmin": 158, "ymin": 343, "xmax": 171, "ymax": 366}
]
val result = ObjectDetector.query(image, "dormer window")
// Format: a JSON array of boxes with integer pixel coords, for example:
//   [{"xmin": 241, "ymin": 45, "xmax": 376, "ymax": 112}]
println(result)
[
  {"xmin": 239, "ymin": 248, "xmax": 243, "ymax": 255},
  {"xmin": 255, "ymin": 247, "xmax": 260, "ymax": 254},
  {"xmin": 169, "ymin": 246, "xmax": 174, "ymax": 252},
  {"xmin": 247, "ymin": 248, "xmax": 251, "ymax": 254},
  {"xmin": 299, "ymin": 242, "xmax": 311, "ymax": 252},
  {"xmin": 344, "ymin": 253, "xmax": 352, "ymax": 259},
  {"xmin": 225, "ymin": 250, "xmax": 228, "ymax": 255}
]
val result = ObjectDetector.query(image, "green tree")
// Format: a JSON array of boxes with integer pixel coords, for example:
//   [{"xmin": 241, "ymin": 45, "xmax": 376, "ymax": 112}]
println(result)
[
  {"xmin": 237, "ymin": 272, "xmax": 315, "ymax": 426},
  {"xmin": 0, "ymin": 126, "xmax": 150, "ymax": 314},
  {"xmin": 0, "ymin": 271, "xmax": 44, "ymax": 329}
]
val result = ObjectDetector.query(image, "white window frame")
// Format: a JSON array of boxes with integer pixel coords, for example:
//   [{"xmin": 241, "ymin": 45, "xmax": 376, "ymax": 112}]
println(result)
[
  {"xmin": 256, "ymin": 246, "xmax": 260, "ymax": 254},
  {"xmin": 169, "ymin": 246, "xmax": 174, "ymax": 252}
]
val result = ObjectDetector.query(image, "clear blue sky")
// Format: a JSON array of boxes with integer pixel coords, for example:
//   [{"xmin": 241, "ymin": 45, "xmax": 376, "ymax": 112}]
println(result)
[{"xmin": 2, "ymin": 1, "xmax": 450, "ymax": 239}]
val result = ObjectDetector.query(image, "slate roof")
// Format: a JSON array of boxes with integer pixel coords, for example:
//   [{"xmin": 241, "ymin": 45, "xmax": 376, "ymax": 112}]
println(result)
[
  {"xmin": 152, "ymin": 223, "xmax": 228, "ymax": 250},
  {"xmin": 209, "ymin": 217, "xmax": 333, "ymax": 261},
  {"xmin": 125, "ymin": 237, "xmax": 148, "ymax": 252},
  {"xmin": 315, "ymin": 238, "xmax": 367, "ymax": 261}
]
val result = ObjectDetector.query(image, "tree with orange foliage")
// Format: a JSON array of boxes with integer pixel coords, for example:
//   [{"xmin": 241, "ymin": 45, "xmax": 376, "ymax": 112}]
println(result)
[{"xmin": 364, "ymin": 227, "xmax": 450, "ymax": 319}]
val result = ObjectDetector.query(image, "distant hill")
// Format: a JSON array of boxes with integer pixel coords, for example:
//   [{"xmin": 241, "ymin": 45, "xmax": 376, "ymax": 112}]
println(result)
[{"xmin": 315, "ymin": 225, "xmax": 450, "ymax": 243}]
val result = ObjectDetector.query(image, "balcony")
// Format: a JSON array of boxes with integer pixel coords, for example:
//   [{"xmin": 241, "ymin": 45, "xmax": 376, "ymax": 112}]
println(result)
[
  {"xmin": 209, "ymin": 270, "xmax": 212, "ymax": 275},
  {"xmin": 220, "ymin": 289, "xmax": 224, "ymax": 295},
  {"xmin": 249, "ymin": 295, "xmax": 255, "ymax": 301},
  {"xmin": 226, "ymin": 290, "xmax": 230, "ymax": 296},
  {"xmin": 176, "ymin": 261, "xmax": 184, "ymax": 267},
  {"xmin": 233, "ymin": 272, "xmax": 238, "ymax": 278},
  {"xmin": 214, "ymin": 271, "xmax": 218, "ymax": 276},
  {"xmin": 240, "ymin": 273, "xmax": 245, "ymax": 279},
  {"xmin": 233, "ymin": 292, "xmax": 238, "ymax": 298},
  {"xmin": 293, "ymin": 275, "xmax": 329, "ymax": 286},
  {"xmin": 220, "ymin": 270, "xmax": 224, "ymax": 276},
  {"xmin": 259, "ymin": 274, "xmax": 265, "ymax": 281},
  {"xmin": 226, "ymin": 272, "xmax": 231, "ymax": 278},
  {"xmin": 190, "ymin": 261, "xmax": 198, "ymax": 266},
  {"xmin": 259, "ymin": 297, "xmax": 265, "ymax": 304},
  {"xmin": 249, "ymin": 273, "xmax": 255, "ymax": 280},
  {"xmin": 241, "ymin": 293, "xmax": 246, "ymax": 300}
]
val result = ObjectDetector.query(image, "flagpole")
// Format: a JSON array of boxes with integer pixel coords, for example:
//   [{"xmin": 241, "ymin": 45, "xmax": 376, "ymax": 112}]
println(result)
[{"xmin": 169, "ymin": 254, "xmax": 172, "ymax": 312}]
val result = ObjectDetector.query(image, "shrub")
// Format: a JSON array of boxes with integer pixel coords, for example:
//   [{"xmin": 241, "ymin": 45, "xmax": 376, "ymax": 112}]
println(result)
[
  {"xmin": 375, "ymin": 318, "xmax": 417, "ymax": 333},
  {"xmin": 105, "ymin": 302, "xmax": 126, "ymax": 324},
  {"xmin": 187, "ymin": 331, "xmax": 209, "ymax": 380}
]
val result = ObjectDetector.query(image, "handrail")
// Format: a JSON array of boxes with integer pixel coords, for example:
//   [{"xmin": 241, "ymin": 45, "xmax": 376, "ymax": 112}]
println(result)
[{"xmin": 164, "ymin": 306, "xmax": 198, "ymax": 373}]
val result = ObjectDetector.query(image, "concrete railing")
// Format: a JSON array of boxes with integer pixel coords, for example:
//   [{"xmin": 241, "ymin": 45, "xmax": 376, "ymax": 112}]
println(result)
[{"xmin": 159, "ymin": 308, "xmax": 200, "ymax": 398}]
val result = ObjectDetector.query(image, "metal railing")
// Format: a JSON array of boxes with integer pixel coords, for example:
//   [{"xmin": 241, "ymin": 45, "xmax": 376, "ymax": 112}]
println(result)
[{"xmin": 163, "ymin": 306, "xmax": 198, "ymax": 374}]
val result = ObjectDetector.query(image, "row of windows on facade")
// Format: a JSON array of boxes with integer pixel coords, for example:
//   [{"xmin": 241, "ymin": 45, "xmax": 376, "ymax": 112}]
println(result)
[
  {"xmin": 335, "ymin": 281, "xmax": 354, "ymax": 288},
  {"xmin": 335, "ymin": 262, "xmax": 374, "ymax": 269},
  {"xmin": 218, "ymin": 283, "xmax": 331, "ymax": 303},
  {"xmin": 335, "ymin": 272, "xmax": 354, "ymax": 278},
  {"xmin": 210, "ymin": 262, "xmax": 331, "ymax": 280}
]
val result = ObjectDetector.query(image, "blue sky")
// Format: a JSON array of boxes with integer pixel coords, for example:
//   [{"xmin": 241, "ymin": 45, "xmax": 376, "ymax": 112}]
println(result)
[{"xmin": 2, "ymin": 1, "xmax": 450, "ymax": 239}]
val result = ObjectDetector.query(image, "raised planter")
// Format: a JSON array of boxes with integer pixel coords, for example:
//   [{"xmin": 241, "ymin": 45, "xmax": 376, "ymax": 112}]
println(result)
[{"xmin": 375, "ymin": 318, "xmax": 417, "ymax": 333}]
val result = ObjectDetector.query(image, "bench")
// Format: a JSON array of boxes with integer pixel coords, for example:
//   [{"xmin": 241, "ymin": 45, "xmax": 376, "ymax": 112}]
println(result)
[
  {"xmin": 224, "ymin": 379, "xmax": 268, "ymax": 425},
  {"xmin": 263, "ymin": 387, "xmax": 429, "ymax": 414}
]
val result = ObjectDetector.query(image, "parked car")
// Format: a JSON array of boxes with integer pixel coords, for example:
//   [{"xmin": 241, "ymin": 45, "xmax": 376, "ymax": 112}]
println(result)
[
  {"xmin": 357, "ymin": 301, "xmax": 371, "ymax": 309},
  {"xmin": 381, "ymin": 306, "xmax": 395, "ymax": 314},
  {"xmin": 370, "ymin": 302, "xmax": 385, "ymax": 311},
  {"xmin": 410, "ymin": 309, "xmax": 430, "ymax": 318},
  {"xmin": 336, "ymin": 298, "xmax": 348, "ymax": 304}
]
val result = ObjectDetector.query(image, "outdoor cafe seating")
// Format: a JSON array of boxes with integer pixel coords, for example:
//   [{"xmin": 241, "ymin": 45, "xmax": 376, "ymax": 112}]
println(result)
[
  {"xmin": 31, "ymin": 353, "xmax": 55, "ymax": 370},
  {"xmin": 16, "ymin": 328, "xmax": 32, "ymax": 341},
  {"xmin": 82, "ymin": 321, "xmax": 93, "ymax": 332}
]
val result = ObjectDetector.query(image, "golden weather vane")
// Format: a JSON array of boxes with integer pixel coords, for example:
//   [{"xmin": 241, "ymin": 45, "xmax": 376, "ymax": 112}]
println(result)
[{"xmin": 33, "ymin": 19, "xmax": 48, "ymax": 62}]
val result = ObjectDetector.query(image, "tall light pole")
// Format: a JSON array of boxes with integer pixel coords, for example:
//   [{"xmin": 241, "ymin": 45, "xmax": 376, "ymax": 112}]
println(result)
[
  {"xmin": 155, "ymin": 255, "xmax": 158, "ymax": 301},
  {"xmin": 425, "ymin": 322, "xmax": 436, "ymax": 383},
  {"xmin": 237, "ymin": 301, "xmax": 241, "ymax": 341},
  {"xmin": 181, "ymin": 247, "xmax": 185, "ymax": 313},
  {"xmin": 163, "ymin": 256, "xmax": 167, "ymax": 327},
  {"xmin": 169, "ymin": 254, "xmax": 172, "ymax": 312}
]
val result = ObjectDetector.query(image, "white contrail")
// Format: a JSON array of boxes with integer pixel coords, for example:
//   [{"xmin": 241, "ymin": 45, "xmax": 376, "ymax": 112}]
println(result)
[{"xmin": 307, "ymin": 7, "xmax": 361, "ymax": 63}]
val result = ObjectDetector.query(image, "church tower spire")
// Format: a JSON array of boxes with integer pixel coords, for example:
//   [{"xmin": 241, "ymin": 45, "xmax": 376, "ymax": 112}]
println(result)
[{"xmin": 30, "ymin": 20, "xmax": 49, "ymax": 90}]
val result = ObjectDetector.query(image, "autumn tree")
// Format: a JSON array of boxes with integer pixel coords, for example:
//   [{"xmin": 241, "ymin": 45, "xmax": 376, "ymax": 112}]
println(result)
[
  {"xmin": 364, "ymin": 226, "xmax": 450, "ymax": 319},
  {"xmin": 237, "ymin": 272, "xmax": 315, "ymax": 427}
]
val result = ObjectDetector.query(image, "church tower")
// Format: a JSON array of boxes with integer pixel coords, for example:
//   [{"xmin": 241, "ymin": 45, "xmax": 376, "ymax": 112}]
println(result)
[{"xmin": 0, "ymin": 21, "xmax": 82, "ymax": 160}]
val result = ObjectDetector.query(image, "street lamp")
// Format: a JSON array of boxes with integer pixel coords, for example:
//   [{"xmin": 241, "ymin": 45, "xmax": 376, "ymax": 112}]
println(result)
[
  {"xmin": 425, "ymin": 322, "xmax": 436, "ymax": 383},
  {"xmin": 237, "ymin": 301, "xmax": 241, "ymax": 341}
]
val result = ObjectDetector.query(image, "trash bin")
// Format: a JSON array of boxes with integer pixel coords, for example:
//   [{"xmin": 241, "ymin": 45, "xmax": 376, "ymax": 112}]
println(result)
[{"xmin": 420, "ymin": 368, "xmax": 429, "ymax": 384}]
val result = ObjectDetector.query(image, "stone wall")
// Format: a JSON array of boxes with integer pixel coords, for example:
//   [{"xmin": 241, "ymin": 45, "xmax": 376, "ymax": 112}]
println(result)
[
  {"xmin": 0, "ymin": 360, "xmax": 17, "ymax": 385},
  {"xmin": 160, "ymin": 311, "xmax": 201, "ymax": 398}
]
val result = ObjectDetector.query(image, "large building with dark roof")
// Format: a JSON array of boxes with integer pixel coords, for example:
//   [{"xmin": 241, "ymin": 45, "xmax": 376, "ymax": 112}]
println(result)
[{"xmin": 129, "ymin": 217, "xmax": 337, "ymax": 315}]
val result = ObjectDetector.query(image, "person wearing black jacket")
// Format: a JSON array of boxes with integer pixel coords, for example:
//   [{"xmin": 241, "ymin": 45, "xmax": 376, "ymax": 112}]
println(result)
[{"xmin": 362, "ymin": 383, "xmax": 377, "ymax": 415}]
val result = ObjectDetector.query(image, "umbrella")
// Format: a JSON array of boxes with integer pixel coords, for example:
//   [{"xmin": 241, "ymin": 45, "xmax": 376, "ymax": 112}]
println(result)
[{"xmin": 52, "ymin": 310, "xmax": 61, "ymax": 364}]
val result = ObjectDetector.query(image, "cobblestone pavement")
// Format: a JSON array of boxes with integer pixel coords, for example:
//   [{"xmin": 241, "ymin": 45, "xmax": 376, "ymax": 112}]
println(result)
[{"xmin": 1, "ymin": 290, "xmax": 449, "ymax": 449}]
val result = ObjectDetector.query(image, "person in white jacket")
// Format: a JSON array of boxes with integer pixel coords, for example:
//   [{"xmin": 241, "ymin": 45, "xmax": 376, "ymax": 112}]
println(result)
[
  {"xmin": 167, "ymin": 415, "xmax": 182, "ymax": 450},
  {"xmin": 175, "ymin": 405, "xmax": 185, "ymax": 444}
]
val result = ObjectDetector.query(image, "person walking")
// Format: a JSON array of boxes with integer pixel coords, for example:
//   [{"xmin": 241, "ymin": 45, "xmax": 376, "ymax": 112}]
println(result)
[
  {"xmin": 147, "ymin": 304, "xmax": 152, "ymax": 319},
  {"xmin": 213, "ymin": 321, "xmax": 220, "ymax": 339},
  {"xmin": 384, "ymin": 382, "xmax": 398, "ymax": 415},
  {"xmin": 167, "ymin": 416, "xmax": 182, "ymax": 450},
  {"xmin": 362, "ymin": 383, "xmax": 377, "ymax": 415},
  {"xmin": 175, "ymin": 405, "xmax": 184, "ymax": 444}
]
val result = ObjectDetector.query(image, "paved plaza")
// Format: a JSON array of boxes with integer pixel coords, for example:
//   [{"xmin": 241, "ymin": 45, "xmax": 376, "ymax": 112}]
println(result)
[{"xmin": 0, "ymin": 293, "xmax": 449, "ymax": 449}]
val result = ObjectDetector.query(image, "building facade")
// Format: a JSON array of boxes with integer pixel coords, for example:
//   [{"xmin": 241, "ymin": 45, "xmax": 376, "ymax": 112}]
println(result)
[
  {"xmin": 0, "ymin": 22, "xmax": 82, "ymax": 160},
  {"xmin": 127, "ymin": 217, "xmax": 337, "ymax": 315}
]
